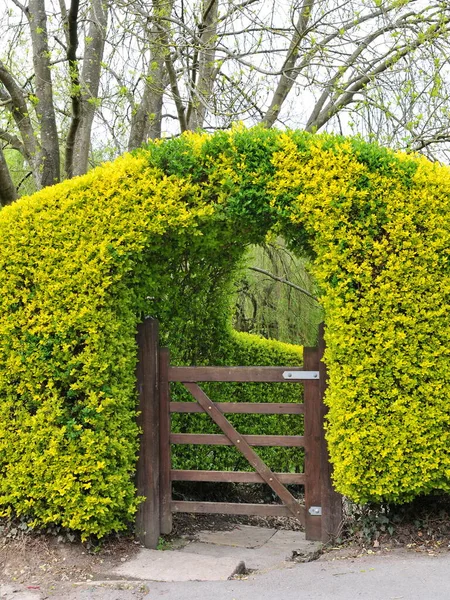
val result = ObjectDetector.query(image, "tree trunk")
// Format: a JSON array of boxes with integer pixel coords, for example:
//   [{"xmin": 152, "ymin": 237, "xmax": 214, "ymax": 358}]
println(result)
[
  {"xmin": 128, "ymin": 0, "xmax": 173, "ymax": 150},
  {"xmin": 128, "ymin": 85, "xmax": 164, "ymax": 149},
  {"xmin": 187, "ymin": 0, "xmax": 219, "ymax": 131},
  {"xmin": 64, "ymin": 0, "xmax": 81, "ymax": 179},
  {"xmin": 72, "ymin": 0, "xmax": 107, "ymax": 176},
  {"xmin": 28, "ymin": 0, "xmax": 60, "ymax": 187},
  {"xmin": 0, "ymin": 147, "xmax": 18, "ymax": 206},
  {"xmin": 261, "ymin": 0, "xmax": 315, "ymax": 128},
  {"xmin": 0, "ymin": 64, "xmax": 38, "ymax": 170}
]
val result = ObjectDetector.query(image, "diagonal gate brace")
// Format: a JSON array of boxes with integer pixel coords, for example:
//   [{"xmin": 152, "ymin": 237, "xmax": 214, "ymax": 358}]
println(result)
[{"xmin": 183, "ymin": 383, "xmax": 305, "ymax": 521}]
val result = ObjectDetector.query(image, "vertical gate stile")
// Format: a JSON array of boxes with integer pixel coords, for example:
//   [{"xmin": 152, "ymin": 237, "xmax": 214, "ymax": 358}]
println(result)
[
  {"xmin": 135, "ymin": 318, "xmax": 161, "ymax": 549},
  {"xmin": 159, "ymin": 347, "xmax": 173, "ymax": 534},
  {"xmin": 318, "ymin": 323, "xmax": 343, "ymax": 542},
  {"xmin": 303, "ymin": 344, "xmax": 322, "ymax": 542}
]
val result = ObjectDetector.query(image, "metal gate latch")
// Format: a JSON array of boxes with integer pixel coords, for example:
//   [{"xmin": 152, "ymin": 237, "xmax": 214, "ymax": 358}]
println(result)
[
  {"xmin": 308, "ymin": 506, "xmax": 322, "ymax": 516},
  {"xmin": 282, "ymin": 371, "xmax": 319, "ymax": 380}
]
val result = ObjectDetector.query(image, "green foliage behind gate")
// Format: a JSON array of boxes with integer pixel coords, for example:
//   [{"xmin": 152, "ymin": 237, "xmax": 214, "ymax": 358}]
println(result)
[
  {"xmin": 170, "ymin": 331, "xmax": 305, "ymax": 475},
  {"xmin": 0, "ymin": 126, "xmax": 448, "ymax": 537}
]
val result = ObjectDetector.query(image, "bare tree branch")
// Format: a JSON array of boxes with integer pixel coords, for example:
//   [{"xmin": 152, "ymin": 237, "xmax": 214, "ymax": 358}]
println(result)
[
  {"xmin": 10, "ymin": 0, "xmax": 27, "ymax": 14},
  {"xmin": 249, "ymin": 266, "xmax": 318, "ymax": 302},
  {"xmin": 0, "ymin": 128, "xmax": 25, "ymax": 154},
  {"xmin": 0, "ymin": 61, "xmax": 38, "ymax": 169}
]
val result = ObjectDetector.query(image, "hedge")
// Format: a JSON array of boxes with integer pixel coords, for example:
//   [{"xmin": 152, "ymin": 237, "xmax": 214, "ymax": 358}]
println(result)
[
  {"xmin": 269, "ymin": 133, "xmax": 450, "ymax": 502},
  {"xmin": 0, "ymin": 157, "xmax": 216, "ymax": 537},
  {"xmin": 0, "ymin": 126, "xmax": 448, "ymax": 538}
]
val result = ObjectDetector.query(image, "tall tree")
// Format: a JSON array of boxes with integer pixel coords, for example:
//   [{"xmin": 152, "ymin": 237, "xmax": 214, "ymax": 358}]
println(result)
[
  {"xmin": 1, "ymin": 0, "xmax": 450, "ymax": 206},
  {"xmin": 65, "ymin": 0, "xmax": 108, "ymax": 177},
  {"xmin": 0, "ymin": 0, "xmax": 107, "ymax": 200},
  {"xmin": 128, "ymin": 0, "xmax": 174, "ymax": 148}
]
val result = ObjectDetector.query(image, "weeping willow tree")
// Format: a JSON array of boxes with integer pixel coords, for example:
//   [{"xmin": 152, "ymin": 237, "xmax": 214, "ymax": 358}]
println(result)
[{"xmin": 233, "ymin": 239, "xmax": 323, "ymax": 346}]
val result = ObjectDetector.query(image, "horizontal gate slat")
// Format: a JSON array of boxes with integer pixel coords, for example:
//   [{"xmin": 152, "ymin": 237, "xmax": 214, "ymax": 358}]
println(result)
[
  {"xmin": 170, "ymin": 401, "xmax": 304, "ymax": 414},
  {"xmin": 172, "ymin": 501, "xmax": 303, "ymax": 518},
  {"xmin": 170, "ymin": 433, "xmax": 305, "ymax": 447},
  {"xmin": 169, "ymin": 366, "xmax": 308, "ymax": 382},
  {"xmin": 171, "ymin": 470, "xmax": 305, "ymax": 484}
]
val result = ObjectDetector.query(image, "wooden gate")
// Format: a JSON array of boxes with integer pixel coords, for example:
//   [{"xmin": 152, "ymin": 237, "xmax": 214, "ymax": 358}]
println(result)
[{"xmin": 135, "ymin": 319, "xmax": 342, "ymax": 549}]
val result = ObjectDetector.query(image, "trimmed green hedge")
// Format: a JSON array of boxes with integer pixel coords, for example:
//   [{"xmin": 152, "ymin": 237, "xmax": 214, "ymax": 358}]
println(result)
[
  {"xmin": 0, "ymin": 157, "xmax": 218, "ymax": 537},
  {"xmin": 0, "ymin": 126, "xmax": 449, "ymax": 538},
  {"xmin": 269, "ymin": 133, "xmax": 450, "ymax": 502}
]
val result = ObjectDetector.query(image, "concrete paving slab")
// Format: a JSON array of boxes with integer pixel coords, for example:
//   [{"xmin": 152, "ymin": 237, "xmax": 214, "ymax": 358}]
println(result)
[
  {"xmin": 196, "ymin": 525, "xmax": 276, "ymax": 548},
  {"xmin": 179, "ymin": 540, "xmax": 290, "ymax": 572},
  {"xmin": 26, "ymin": 551, "xmax": 450, "ymax": 600},
  {"xmin": 110, "ymin": 548, "xmax": 245, "ymax": 582},
  {"xmin": 267, "ymin": 530, "xmax": 312, "ymax": 547},
  {"xmin": 0, "ymin": 585, "xmax": 42, "ymax": 600},
  {"xmin": 56, "ymin": 583, "xmax": 149, "ymax": 599},
  {"xmin": 266, "ymin": 530, "xmax": 322, "ymax": 562},
  {"xmin": 180, "ymin": 526, "xmax": 322, "ymax": 572}
]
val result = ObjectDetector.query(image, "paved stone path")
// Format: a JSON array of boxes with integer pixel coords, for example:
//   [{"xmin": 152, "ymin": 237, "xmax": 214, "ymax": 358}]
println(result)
[{"xmin": 110, "ymin": 525, "xmax": 321, "ymax": 581}]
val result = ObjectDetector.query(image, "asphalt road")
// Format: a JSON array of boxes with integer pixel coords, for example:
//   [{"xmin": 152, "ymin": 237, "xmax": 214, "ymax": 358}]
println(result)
[
  {"xmin": 142, "ymin": 551, "xmax": 449, "ymax": 600},
  {"xmin": 20, "ymin": 550, "xmax": 448, "ymax": 600}
]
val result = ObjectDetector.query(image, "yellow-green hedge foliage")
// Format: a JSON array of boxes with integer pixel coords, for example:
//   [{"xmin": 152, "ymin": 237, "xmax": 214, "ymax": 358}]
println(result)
[
  {"xmin": 1, "ymin": 126, "xmax": 449, "ymax": 538},
  {"xmin": 269, "ymin": 133, "xmax": 450, "ymax": 502},
  {"xmin": 0, "ymin": 156, "xmax": 214, "ymax": 537}
]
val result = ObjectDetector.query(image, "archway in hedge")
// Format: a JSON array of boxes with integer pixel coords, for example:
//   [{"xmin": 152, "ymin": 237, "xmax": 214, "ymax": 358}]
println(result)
[{"xmin": 0, "ymin": 126, "xmax": 448, "ymax": 538}]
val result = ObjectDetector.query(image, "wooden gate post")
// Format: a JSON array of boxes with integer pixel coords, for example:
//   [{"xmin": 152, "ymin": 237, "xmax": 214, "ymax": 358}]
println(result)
[
  {"xmin": 318, "ymin": 323, "xmax": 343, "ymax": 542},
  {"xmin": 303, "ymin": 344, "xmax": 322, "ymax": 541},
  {"xmin": 136, "ymin": 318, "xmax": 161, "ymax": 548}
]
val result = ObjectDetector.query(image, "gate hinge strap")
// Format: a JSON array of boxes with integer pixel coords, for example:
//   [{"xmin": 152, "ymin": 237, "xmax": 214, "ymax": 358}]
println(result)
[
  {"xmin": 283, "ymin": 371, "xmax": 319, "ymax": 380},
  {"xmin": 308, "ymin": 506, "xmax": 322, "ymax": 516}
]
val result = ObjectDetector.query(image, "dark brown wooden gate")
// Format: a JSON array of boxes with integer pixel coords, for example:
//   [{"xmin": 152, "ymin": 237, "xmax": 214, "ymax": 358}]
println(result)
[{"xmin": 135, "ymin": 319, "xmax": 342, "ymax": 549}]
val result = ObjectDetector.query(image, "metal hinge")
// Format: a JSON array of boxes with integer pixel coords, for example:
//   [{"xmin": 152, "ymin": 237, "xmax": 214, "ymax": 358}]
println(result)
[
  {"xmin": 308, "ymin": 506, "xmax": 322, "ymax": 516},
  {"xmin": 283, "ymin": 371, "xmax": 320, "ymax": 380}
]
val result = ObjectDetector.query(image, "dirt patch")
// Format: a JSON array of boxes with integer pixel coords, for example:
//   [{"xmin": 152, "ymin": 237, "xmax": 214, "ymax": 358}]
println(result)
[
  {"xmin": 170, "ymin": 512, "xmax": 304, "ymax": 537},
  {"xmin": 0, "ymin": 531, "xmax": 140, "ymax": 589},
  {"xmin": 341, "ymin": 494, "xmax": 450, "ymax": 554}
]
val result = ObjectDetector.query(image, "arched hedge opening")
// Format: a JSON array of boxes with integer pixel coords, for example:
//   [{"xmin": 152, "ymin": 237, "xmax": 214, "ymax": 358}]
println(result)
[{"xmin": 0, "ymin": 126, "xmax": 448, "ymax": 538}]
